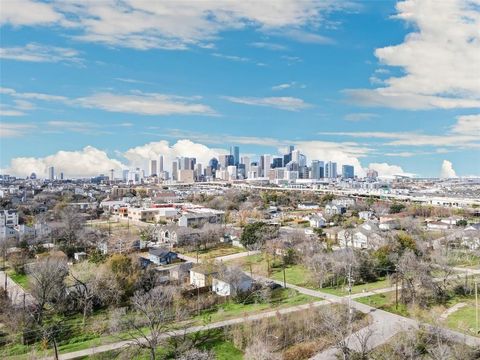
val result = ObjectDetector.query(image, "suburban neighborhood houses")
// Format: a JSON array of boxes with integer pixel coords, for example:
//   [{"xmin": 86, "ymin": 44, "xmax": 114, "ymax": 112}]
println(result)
[{"xmin": 1, "ymin": 173, "xmax": 480, "ymax": 359}]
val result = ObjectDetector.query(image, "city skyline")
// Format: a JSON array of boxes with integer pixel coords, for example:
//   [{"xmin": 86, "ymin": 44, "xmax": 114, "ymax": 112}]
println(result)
[{"xmin": 1, "ymin": 0, "xmax": 479, "ymax": 178}]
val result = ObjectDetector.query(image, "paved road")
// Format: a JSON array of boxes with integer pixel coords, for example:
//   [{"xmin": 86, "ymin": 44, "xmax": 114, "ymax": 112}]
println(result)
[
  {"xmin": 50, "ymin": 299, "xmax": 330, "ymax": 360},
  {"xmin": 215, "ymin": 250, "xmax": 260, "ymax": 262},
  {"xmin": 0, "ymin": 270, "xmax": 35, "ymax": 307}
]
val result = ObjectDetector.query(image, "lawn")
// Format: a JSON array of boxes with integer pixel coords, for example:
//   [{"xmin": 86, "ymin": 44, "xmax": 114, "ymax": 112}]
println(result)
[
  {"xmin": 197, "ymin": 288, "xmax": 317, "ymax": 323},
  {"xmin": 445, "ymin": 302, "xmax": 479, "ymax": 337},
  {"xmin": 182, "ymin": 244, "xmax": 244, "ymax": 260},
  {"xmin": 321, "ymin": 277, "xmax": 393, "ymax": 296},
  {"xmin": 6, "ymin": 269, "xmax": 29, "ymax": 289}
]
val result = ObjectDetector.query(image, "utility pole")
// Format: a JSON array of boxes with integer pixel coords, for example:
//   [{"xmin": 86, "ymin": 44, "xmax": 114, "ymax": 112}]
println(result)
[
  {"xmin": 395, "ymin": 266, "xmax": 398, "ymax": 310},
  {"xmin": 476, "ymin": 281, "xmax": 478, "ymax": 334},
  {"xmin": 347, "ymin": 264, "xmax": 354, "ymax": 338},
  {"xmin": 282, "ymin": 255, "xmax": 287, "ymax": 289}
]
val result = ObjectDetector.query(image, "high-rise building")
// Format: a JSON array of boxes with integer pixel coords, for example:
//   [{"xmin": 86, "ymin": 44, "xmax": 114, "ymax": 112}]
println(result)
[
  {"xmin": 311, "ymin": 160, "xmax": 324, "ymax": 179},
  {"xmin": 241, "ymin": 156, "xmax": 250, "ymax": 175},
  {"xmin": 48, "ymin": 166, "xmax": 55, "ymax": 180},
  {"xmin": 325, "ymin": 161, "xmax": 337, "ymax": 179},
  {"xmin": 149, "ymin": 160, "xmax": 158, "ymax": 176},
  {"xmin": 189, "ymin": 158, "xmax": 196, "ymax": 170},
  {"xmin": 178, "ymin": 157, "xmax": 190, "ymax": 170},
  {"xmin": 122, "ymin": 169, "xmax": 129, "ymax": 182},
  {"xmin": 172, "ymin": 161, "xmax": 178, "ymax": 181},
  {"xmin": 230, "ymin": 146, "xmax": 240, "ymax": 166},
  {"xmin": 219, "ymin": 154, "xmax": 234, "ymax": 169},
  {"xmin": 209, "ymin": 158, "xmax": 219, "ymax": 170},
  {"xmin": 342, "ymin": 165, "xmax": 354, "ymax": 179},
  {"xmin": 159, "ymin": 155, "xmax": 164, "ymax": 172},
  {"xmin": 260, "ymin": 154, "xmax": 271, "ymax": 177},
  {"xmin": 272, "ymin": 157, "xmax": 283, "ymax": 168},
  {"xmin": 291, "ymin": 149, "xmax": 300, "ymax": 163}
]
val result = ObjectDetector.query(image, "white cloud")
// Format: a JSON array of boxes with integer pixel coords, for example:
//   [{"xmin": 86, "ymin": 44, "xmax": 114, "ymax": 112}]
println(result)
[
  {"xmin": 440, "ymin": 160, "xmax": 457, "ymax": 178},
  {"xmin": 0, "ymin": 123, "xmax": 36, "ymax": 137},
  {"xmin": 76, "ymin": 91, "xmax": 216, "ymax": 116},
  {"xmin": 367, "ymin": 163, "xmax": 411, "ymax": 178},
  {"xmin": 212, "ymin": 53, "xmax": 251, "ymax": 62},
  {"xmin": 1, "ymin": 87, "xmax": 216, "ymax": 117},
  {"xmin": 5, "ymin": 146, "xmax": 125, "ymax": 178},
  {"xmin": 343, "ymin": 113, "xmax": 378, "ymax": 121},
  {"xmin": 1, "ymin": 1, "xmax": 344, "ymax": 50},
  {"xmin": 279, "ymin": 29, "xmax": 334, "ymax": 44},
  {"xmin": 319, "ymin": 114, "xmax": 480, "ymax": 148},
  {"xmin": 0, "ymin": 43, "xmax": 82, "ymax": 64},
  {"xmin": 450, "ymin": 114, "xmax": 480, "ymax": 134},
  {"xmin": 223, "ymin": 96, "xmax": 311, "ymax": 111},
  {"xmin": 345, "ymin": 0, "xmax": 480, "ymax": 110},
  {"xmin": 250, "ymin": 42, "xmax": 288, "ymax": 51},
  {"xmin": 0, "ymin": 0, "xmax": 64, "ymax": 26},
  {"xmin": 123, "ymin": 139, "xmax": 228, "ymax": 172},
  {"xmin": 271, "ymin": 81, "xmax": 306, "ymax": 91}
]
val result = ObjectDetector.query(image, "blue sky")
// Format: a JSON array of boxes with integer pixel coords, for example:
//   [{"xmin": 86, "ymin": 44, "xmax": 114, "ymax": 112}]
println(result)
[{"xmin": 0, "ymin": 0, "xmax": 479, "ymax": 178}]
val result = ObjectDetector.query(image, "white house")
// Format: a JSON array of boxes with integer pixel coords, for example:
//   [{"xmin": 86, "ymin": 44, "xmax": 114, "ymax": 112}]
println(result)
[
  {"xmin": 212, "ymin": 272, "xmax": 254, "ymax": 297},
  {"xmin": 325, "ymin": 204, "xmax": 346, "ymax": 216},
  {"xmin": 338, "ymin": 223, "xmax": 383, "ymax": 249},
  {"xmin": 306, "ymin": 213, "xmax": 326, "ymax": 228},
  {"xmin": 189, "ymin": 266, "xmax": 218, "ymax": 287}
]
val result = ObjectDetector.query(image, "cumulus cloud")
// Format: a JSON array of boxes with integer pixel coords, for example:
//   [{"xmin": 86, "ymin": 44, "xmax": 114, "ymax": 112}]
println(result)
[
  {"xmin": 223, "ymin": 96, "xmax": 311, "ymax": 111},
  {"xmin": 440, "ymin": 160, "xmax": 457, "ymax": 178},
  {"xmin": 1, "ymin": 1, "xmax": 343, "ymax": 50},
  {"xmin": 6, "ymin": 146, "xmax": 125, "ymax": 178},
  {"xmin": 3, "ymin": 140, "xmax": 231, "ymax": 178},
  {"xmin": 345, "ymin": 0, "xmax": 480, "ymax": 110},
  {"xmin": 367, "ymin": 163, "xmax": 411, "ymax": 179}
]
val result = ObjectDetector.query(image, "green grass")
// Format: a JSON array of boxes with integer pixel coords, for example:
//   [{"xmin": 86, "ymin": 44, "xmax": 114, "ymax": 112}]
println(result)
[
  {"xmin": 182, "ymin": 244, "xmax": 244, "ymax": 260},
  {"xmin": 197, "ymin": 288, "xmax": 317, "ymax": 323},
  {"xmin": 6, "ymin": 270, "xmax": 29, "ymax": 289},
  {"xmin": 356, "ymin": 291, "xmax": 410, "ymax": 317},
  {"xmin": 270, "ymin": 264, "xmax": 318, "ymax": 289},
  {"xmin": 446, "ymin": 302, "xmax": 479, "ymax": 336},
  {"xmin": 321, "ymin": 277, "xmax": 392, "ymax": 296}
]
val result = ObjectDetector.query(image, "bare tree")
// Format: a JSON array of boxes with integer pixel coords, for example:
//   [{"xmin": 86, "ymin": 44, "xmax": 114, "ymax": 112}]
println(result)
[
  {"xmin": 120, "ymin": 286, "xmax": 180, "ymax": 360},
  {"xmin": 244, "ymin": 338, "xmax": 280, "ymax": 360},
  {"xmin": 28, "ymin": 255, "xmax": 69, "ymax": 324}
]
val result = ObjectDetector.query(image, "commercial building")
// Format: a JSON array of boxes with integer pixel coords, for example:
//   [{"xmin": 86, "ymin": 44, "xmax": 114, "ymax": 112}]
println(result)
[{"xmin": 342, "ymin": 165, "xmax": 354, "ymax": 179}]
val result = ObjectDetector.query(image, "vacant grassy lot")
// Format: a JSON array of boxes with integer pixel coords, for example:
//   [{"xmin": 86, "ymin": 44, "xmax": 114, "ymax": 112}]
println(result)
[
  {"xmin": 6, "ymin": 269, "xmax": 29, "ymax": 289},
  {"xmin": 181, "ymin": 244, "xmax": 244, "ymax": 260}
]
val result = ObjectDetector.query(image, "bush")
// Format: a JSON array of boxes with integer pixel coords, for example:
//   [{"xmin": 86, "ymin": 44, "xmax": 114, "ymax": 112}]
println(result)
[{"xmin": 283, "ymin": 341, "xmax": 319, "ymax": 360}]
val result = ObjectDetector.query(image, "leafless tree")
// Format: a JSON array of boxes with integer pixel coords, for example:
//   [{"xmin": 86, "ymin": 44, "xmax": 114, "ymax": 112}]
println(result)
[
  {"xmin": 244, "ymin": 338, "xmax": 280, "ymax": 360},
  {"xmin": 28, "ymin": 255, "xmax": 69, "ymax": 324},
  {"xmin": 119, "ymin": 286, "xmax": 180, "ymax": 360}
]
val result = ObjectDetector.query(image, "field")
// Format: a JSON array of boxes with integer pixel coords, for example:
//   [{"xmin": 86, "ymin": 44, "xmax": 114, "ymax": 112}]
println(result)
[{"xmin": 181, "ymin": 244, "xmax": 244, "ymax": 260}]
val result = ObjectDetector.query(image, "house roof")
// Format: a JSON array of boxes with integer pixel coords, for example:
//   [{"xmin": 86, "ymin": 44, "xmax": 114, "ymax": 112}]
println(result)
[{"xmin": 149, "ymin": 248, "xmax": 175, "ymax": 258}]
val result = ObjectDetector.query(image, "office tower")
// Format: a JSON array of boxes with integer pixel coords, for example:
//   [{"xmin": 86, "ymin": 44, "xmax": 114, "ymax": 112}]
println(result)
[
  {"xmin": 298, "ymin": 154, "xmax": 307, "ymax": 167},
  {"xmin": 48, "ymin": 166, "xmax": 55, "ymax": 180},
  {"xmin": 325, "ymin": 161, "xmax": 337, "ymax": 179},
  {"xmin": 122, "ymin": 169, "xmax": 129, "ymax": 182},
  {"xmin": 178, "ymin": 170, "xmax": 194, "ymax": 183},
  {"xmin": 342, "ymin": 165, "xmax": 354, "ymax": 179},
  {"xmin": 291, "ymin": 149, "xmax": 300, "ymax": 163},
  {"xmin": 241, "ymin": 156, "xmax": 250, "ymax": 175},
  {"xmin": 178, "ymin": 157, "xmax": 190, "ymax": 170},
  {"xmin": 237, "ymin": 163, "xmax": 246, "ymax": 179},
  {"xmin": 288, "ymin": 145, "xmax": 294, "ymax": 153},
  {"xmin": 299, "ymin": 166, "xmax": 309, "ymax": 179},
  {"xmin": 60, "ymin": 172, "xmax": 64, "ymax": 180},
  {"xmin": 189, "ymin": 158, "xmax": 196, "ymax": 170},
  {"xmin": 149, "ymin": 159, "xmax": 157, "ymax": 176},
  {"xmin": 230, "ymin": 146, "xmax": 240, "ymax": 166},
  {"xmin": 172, "ymin": 161, "xmax": 178, "ymax": 181},
  {"xmin": 159, "ymin": 155, "xmax": 164, "ymax": 172},
  {"xmin": 311, "ymin": 160, "xmax": 324, "ymax": 180},
  {"xmin": 219, "ymin": 154, "xmax": 234, "ymax": 169},
  {"xmin": 209, "ymin": 157, "xmax": 219, "ymax": 170},
  {"xmin": 272, "ymin": 157, "xmax": 283, "ymax": 168},
  {"xmin": 195, "ymin": 163, "xmax": 203, "ymax": 179},
  {"xmin": 260, "ymin": 154, "xmax": 271, "ymax": 177},
  {"xmin": 227, "ymin": 165, "xmax": 237, "ymax": 180}
]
